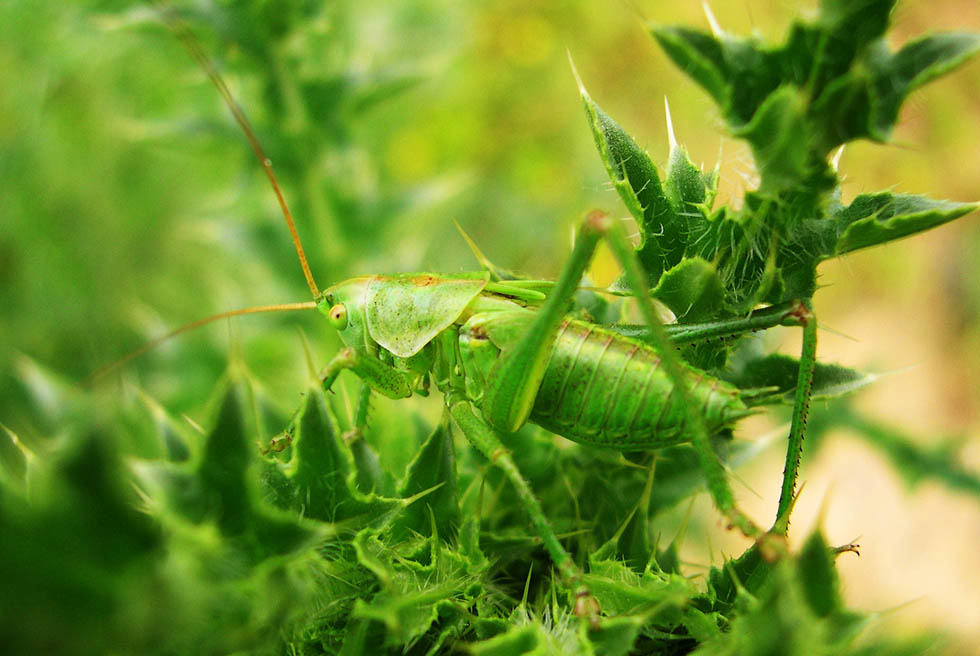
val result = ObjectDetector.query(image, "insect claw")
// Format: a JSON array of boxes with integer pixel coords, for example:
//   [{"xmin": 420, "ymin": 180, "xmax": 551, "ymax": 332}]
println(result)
[
  {"xmin": 261, "ymin": 431, "xmax": 293, "ymax": 455},
  {"xmin": 833, "ymin": 541, "xmax": 861, "ymax": 558},
  {"xmin": 573, "ymin": 586, "xmax": 602, "ymax": 630},
  {"xmin": 342, "ymin": 428, "xmax": 363, "ymax": 445},
  {"xmin": 756, "ymin": 531, "xmax": 789, "ymax": 562}
]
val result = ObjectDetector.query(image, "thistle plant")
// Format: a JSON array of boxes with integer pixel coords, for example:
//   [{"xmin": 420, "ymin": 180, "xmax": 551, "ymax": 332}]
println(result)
[{"xmin": 1, "ymin": 1, "xmax": 979, "ymax": 655}]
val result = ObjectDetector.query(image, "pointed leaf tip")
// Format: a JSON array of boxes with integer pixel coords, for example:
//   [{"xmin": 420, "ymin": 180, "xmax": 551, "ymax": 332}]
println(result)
[
  {"xmin": 649, "ymin": 24, "xmax": 730, "ymax": 108},
  {"xmin": 567, "ymin": 50, "xmax": 587, "ymax": 96},
  {"xmin": 871, "ymin": 31, "xmax": 980, "ymax": 138},
  {"xmin": 833, "ymin": 193, "xmax": 979, "ymax": 255},
  {"xmin": 664, "ymin": 96, "xmax": 677, "ymax": 150}
]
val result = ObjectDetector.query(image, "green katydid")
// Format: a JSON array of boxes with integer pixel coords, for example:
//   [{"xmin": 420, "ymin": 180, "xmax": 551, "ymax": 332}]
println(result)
[
  {"xmin": 308, "ymin": 219, "xmax": 812, "ymax": 623},
  {"xmin": 110, "ymin": 3, "xmax": 979, "ymax": 627}
]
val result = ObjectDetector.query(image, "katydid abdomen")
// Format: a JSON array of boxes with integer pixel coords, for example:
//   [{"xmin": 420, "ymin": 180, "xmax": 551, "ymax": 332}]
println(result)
[
  {"xmin": 528, "ymin": 318, "xmax": 750, "ymax": 450},
  {"xmin": 451, "ymin": 297, "xmax": 751, "ymax": 449}
]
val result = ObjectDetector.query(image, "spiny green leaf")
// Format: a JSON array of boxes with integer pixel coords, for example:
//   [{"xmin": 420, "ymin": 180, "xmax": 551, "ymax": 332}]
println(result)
[
  {"xmin": 819, "ymin": 0, "xmax": 896, "ymax": 55},
  {"xmin": 652, "ymin": 25, "xmax": 786, "ymax": 129},
  {"xmin": 831, "ymin": 192, "xmax": 978, "ymax": 255},
  {"xmin": 703, "ymin": 565, "xmax": 821, "ymax": 654},
  {"xmin": 50, "ymin": 433, "xmax": 161, "ymax": 565},
  {"xmin": 653, "ymin": 4, "xmax": 978, "ymax": 193},
  {"xmin": 577, "ymin": 74, "xmax": 676, "ymax": 280},
  {"xmin": 614, "ymin": 503, "xmax": 651, "ymax": 574},
  {"xmin": 350, "ymin": 433, "xmax": 388, "ymax": 495},
  {"xmin": 797, "ymin": 531, "xmax": 841, "ymax": 618},
  {"xmin": 726, "ymin": 354, "xmax": 876, "ymax": 402},
  {"xmin": 652, "ymin": 539, "xmax": 682, "ymax": 576},
  {"xmin": 580, "ymin": 84, "xmax": 659, "ymax": 224},
  {"xmin": 809, "ymin": 70, "xmax": 875, "ymax": 150},
  {"xmin": 733, "ymin": 85, "xmax": 825, "ymax": 192},
  {"xmin": 665, "ymin": 139, "xmax": 714, "ymax": 212},
  {"xmin": 580, "ymin": 82, "xmax": 723, "ymax": 289},
  {"xmin": 187, "ymin": 377, "xmax": 317, "ymax": 560},
  {"xmin": 586, "ymin": 615, "xmax": 646, "ymax": 656},
  {"xmin": 469, "ymin": 624, "xmax": 539, "ymax": 655},
  {"xmin": 869, "ymin": 32, "xmax": 980, "ymax": 139},
  {"xmin": 707, "ymin": 544, "xmax": 773, "ymax": 608},
  {"xmin": 393, "ymin": 413, "xmax": 461, "ymax": 541},
  {"xmin": 584, "ymin": 555, "xmax": 694, "ymax": 616},
  {"xmin": 351, "ymin": 529, "xmax": 484, "ymax": 647},
  {"xmin": 267, "ymin": 384, "xmax": 400, "ymax": 527},
  {"xmin": 594, "ymin": 462, "xmax": 655, "ymax": 572},
  {"xmin": 0, "ymin": 433, "xmax": 161, "ymax": 654},
  {"xmin": 683, "ymin": 207, "xmax": 777, "ymax": 312},
  {"xmin": 701, "ymin": 531, "xmax": 869, "ymax": 654},
  {"xmin": 132, "ymin": 390, "xmax": 192, "ymax": 462},
  {"xmin": 682, "ymin": 607, "xmax": 723, "ymax": 644}
]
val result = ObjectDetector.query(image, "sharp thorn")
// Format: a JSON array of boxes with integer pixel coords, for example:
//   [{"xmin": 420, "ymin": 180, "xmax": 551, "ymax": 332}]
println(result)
[
  {"xmin": 830, "ymin": 145, "xmax": 845, "ymax": 171},
  {"xmin": 702, "ymin": 2, "xmax": 723, "ymax": 37},
  {"xmin": 567, "ymin": 50, "xmax": 587, "ymax": 96}
]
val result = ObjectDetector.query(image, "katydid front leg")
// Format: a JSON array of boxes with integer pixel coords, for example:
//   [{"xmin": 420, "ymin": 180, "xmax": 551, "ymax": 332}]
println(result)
[
  {"xmin": 319, "ymin": 348, "xmax": 413, "ymax": 399},
  {"xmin": 346, "ymin": 383, "xmax": 387, "ymax": 495},
  {"xmin": 267, "ymin": 351, "xmax": 395, "ymax": 455}
]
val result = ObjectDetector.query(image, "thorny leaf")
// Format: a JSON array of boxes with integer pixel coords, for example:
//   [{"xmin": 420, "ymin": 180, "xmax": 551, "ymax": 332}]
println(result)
[
  {"xmin": 392, "ymin": 412, "xmax": 462, "ymax": 541},
  {"xmin": 262, "ymin": 382, "xmax": 401, "ymax": 528}
]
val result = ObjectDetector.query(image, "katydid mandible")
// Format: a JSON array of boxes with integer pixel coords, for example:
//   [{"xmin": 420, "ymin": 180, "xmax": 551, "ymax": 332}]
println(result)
[{"xmin": 135, "ymin": 7, "xmax": 822, "ymax": 626}]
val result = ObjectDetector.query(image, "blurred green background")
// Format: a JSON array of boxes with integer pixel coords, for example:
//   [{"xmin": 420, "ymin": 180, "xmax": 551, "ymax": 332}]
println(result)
[{"xmin": 2, "ymin": 0, "xmax": 979, "ymax": 651}]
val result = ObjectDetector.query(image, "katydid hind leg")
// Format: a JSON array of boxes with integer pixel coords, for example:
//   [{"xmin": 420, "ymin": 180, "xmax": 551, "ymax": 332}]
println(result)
[
  {"xmin": 447, "ymin": 396, "xmax": 601, "ymax": 627},
  {"xmin": 657, "ymin": 299, "xmax": 807, "ymax": 345},
  {"xmin": 482, "ymin": 213, "xmax": 606, "ymax": 433},
  {"xmin": 772, "ymin": 304, "xmax": 817, "ymax": 534},
  {"xmin": 595, "ymin": 212, "xmax": 766, "ymax": 540},
  {"xmin": 483, "ymin": 208, "xmax": 766, "ymax": 537}
]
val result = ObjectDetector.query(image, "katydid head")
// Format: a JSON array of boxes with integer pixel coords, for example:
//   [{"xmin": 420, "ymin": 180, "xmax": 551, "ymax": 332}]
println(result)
[{"xmin": 318, "ymin": 277, "xmax": 374, "ymax": 353}]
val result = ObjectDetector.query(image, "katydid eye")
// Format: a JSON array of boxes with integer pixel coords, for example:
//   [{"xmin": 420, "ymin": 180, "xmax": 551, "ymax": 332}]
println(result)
[{"xmin": 328, "ymin": 303, "xmax": 348, "ymax": 329}]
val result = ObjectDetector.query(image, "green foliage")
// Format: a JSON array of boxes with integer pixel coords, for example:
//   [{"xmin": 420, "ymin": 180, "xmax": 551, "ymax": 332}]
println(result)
[
  {"xmin": 584, "ymin": 0, "xmax": 979, "ymax": 323},
  {"xmin": 2, "ymin": 0, "xmax": 979, "ymax": 654}
]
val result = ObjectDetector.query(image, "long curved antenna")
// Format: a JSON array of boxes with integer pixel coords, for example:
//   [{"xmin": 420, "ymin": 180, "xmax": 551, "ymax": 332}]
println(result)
[
  {"xmin": 87, "ymin": 301, "xmax": 318, "ymax": 385},
  {"xmin": 157, "ymin": 2, "xmax": 320, "ymax": 299}
]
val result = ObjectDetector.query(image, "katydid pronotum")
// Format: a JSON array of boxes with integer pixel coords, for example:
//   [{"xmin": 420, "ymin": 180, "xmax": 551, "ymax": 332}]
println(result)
[{"xmin": 102, "ymin": 8, "xmax": 834, "ymax": 627}]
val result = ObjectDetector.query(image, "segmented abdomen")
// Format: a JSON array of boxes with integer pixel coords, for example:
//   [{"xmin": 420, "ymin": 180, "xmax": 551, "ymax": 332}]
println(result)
[{"xmin": 529, "ymin": 319, "xmax": 748, "ymax": 449}]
